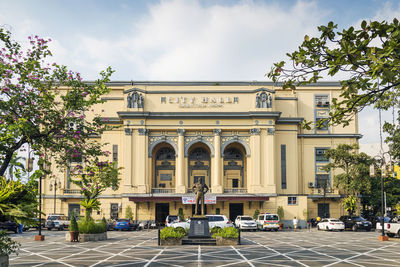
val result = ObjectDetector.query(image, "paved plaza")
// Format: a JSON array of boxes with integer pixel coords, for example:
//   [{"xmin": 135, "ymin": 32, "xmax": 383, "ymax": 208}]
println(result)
[{"xmin": 8, "ymin": 229, "xmax": 400, "ymax": 267}]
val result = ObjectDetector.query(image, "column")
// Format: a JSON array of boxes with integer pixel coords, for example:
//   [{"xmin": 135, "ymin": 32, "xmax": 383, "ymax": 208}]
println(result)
[
  {"xmin": 176, "ymin": 129, "xmax": 186, "ymax": 193},
  {"xmin": 212, "ymin": 129, "xmax": 223, "ymax": 193},
  {"xmin": 266, "ymin": 128, "xmax": 277, "ymax": 193},
  {"xmin": 136, "ymin": 128, "xmax": 148, "ymax": 193},
  {"xmin": 250, "ymin": 128, "xmax": 261, "ymax": 193},
  {"xmin": 123, "ymin": 128, "xmax": 133, "ymax": 192}
]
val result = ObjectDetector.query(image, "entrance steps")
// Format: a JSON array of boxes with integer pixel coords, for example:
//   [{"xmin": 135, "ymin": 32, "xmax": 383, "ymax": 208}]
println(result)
[{"xmin": 182, "ymin": 237, "xmax": 216, "ymax": 245}]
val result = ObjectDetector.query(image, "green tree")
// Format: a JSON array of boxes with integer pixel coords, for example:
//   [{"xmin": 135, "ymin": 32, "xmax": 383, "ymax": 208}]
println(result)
[
  {"xmin": 125, "ymin": 205, "xmax": 133, "ymax": 220},
  {"xmin": 342, "ymin": 195, "xmax": 358, "ymax": 216},
  {"xmin": 70, "ymin": 160, "xmax": 121, "ymax": 220},
  {"xmin": 322, "ymin": 144, "xmax": 374, "ymax": 197},
  {"xmin": 268, "ymin": 19, "xmax": 400, "ymax": 128},
  {"xmin": 0, "ymin": 28, "xmax": 114, "ymax": 177}
]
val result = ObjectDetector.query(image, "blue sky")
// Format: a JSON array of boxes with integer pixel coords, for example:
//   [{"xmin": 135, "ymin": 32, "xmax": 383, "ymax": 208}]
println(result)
[{"xmin": 1, "ymin": 0, "xmax": 399, "ymax": 151}]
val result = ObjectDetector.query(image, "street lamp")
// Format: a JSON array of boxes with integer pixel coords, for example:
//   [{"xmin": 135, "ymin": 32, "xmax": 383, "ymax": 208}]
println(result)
[
  {"xmin": 371, "ymin": 153, "xmax": 391, "ymax": 242},
  {"xmin": 49, "ymin": 179, "xmax": 61, "ymax": 214},
  {"xmin": 34, "ymin": 157, "xmax": 50, "ymax": 242}
]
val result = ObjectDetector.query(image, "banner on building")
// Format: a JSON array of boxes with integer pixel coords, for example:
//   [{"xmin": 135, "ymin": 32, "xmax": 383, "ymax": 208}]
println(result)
[{"xmin": 182, "ymin": 195, "xmax": 216, "ymax": 204}]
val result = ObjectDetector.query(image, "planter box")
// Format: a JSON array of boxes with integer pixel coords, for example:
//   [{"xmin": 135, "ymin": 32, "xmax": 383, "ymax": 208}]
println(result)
[
  {"xmin": 65, "ymin": 232, "xmax": 107, "ymax": 242},
  {"xmin": 160, "ymin": 238, "xmax": 182, "ymax": 246},
  {"xmin": 34, "ymin": 235, "xmax": 45, "ymax": 241},
  {"xmin": 0, "ymin": 255, "xmax": 9, "ymax": 267},
  {"xmin": 65, "ymin": 232, "xmax": 80, "ymax": 242},
  {"xmin": 215, "ymin": 236, "xmax": 238, "ymax": 246}
]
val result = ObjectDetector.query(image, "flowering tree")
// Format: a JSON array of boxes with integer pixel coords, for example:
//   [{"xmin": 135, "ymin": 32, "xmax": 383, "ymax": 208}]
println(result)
[
  {"xmin": 0, "ymin": 28, "xmax": 114, "ymax": 176},
  {"xmin": 70, "ymin": 160, "xmax": 121, "ymax": 220}
]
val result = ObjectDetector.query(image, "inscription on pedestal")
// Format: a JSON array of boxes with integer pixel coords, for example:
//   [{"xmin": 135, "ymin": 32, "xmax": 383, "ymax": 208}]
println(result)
[{"xmin": 188, "ymin": 217, "xmax": 210, "ymax": 238}]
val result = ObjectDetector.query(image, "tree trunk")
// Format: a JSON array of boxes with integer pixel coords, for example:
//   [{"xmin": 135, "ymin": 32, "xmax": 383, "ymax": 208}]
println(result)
[{"xmin": 85, "ymin": 208, "xmax": 92, "ymax": 221}]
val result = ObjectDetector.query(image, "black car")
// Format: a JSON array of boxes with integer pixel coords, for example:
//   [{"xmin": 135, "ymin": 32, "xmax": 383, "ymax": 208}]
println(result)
[
  {"xmin": 339, "ymin": 216, "xmax": 372, "ymax": 231},
  {"xmin": 0, "ymin": 221, "xmax": 19, "ymax": 233}
]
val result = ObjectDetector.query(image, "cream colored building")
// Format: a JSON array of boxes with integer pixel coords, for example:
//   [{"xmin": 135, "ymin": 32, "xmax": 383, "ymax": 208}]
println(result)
[{"xmin": 42, "ymin": 81, "xmax": 361, "ymax": 226}]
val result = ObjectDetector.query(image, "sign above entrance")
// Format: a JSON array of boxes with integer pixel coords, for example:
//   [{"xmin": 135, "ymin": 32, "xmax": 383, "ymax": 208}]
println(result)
[
  {"xmin": 161, "ymin": 96, "xmax": 239, "ymax": 108},
  {"xmin": 182, "ymin": 195, "xmax": 216, "ymax": 204}
]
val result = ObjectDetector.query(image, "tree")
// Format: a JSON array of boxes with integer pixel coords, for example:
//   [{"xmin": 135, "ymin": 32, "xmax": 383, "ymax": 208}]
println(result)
[
  {"xmin": 268, "ymin": 19, "xmax": 400, "ymax": 128},
  {"xmin": 70, "ymin": 160, "xmax": 121, "ymax": 220},
  {"xmin": 322, "ymin": 144, "xmax": 374, "ymax": 197},
  {"xmin": 342, "ymin": 195, "xmax": 358, "ymax": 216},
  {"xmin": 6, "ymin": 154, "xmax": 25, "ymax": 181},
  {"xmin": 125, "ymin": 205, "xmax": 133, "ymax": 220},
  {"xmin": 0, "ymin": 28, "xmax": 115, "ymax": 176}
]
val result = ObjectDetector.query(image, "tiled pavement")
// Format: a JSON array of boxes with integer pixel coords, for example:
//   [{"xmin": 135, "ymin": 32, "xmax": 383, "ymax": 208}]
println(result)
[{"xmin": 8, "ymin": 229, "xmax": 400, "ymax": 266}]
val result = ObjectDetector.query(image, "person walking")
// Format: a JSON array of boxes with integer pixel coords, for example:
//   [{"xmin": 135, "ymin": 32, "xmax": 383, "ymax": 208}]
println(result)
[{"xmin": 293, "ymin": 217, "xmax": 298, "ymax": 232}]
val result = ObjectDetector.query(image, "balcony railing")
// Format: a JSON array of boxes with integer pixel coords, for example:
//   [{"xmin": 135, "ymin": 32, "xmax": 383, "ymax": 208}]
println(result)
[
  {"xmin": 62, "ymin": 189, "xmax": 81, "ymax": 194},
  {"xmin": 151, "ymin": 188, "xmax": 175, "ymax": 194},
  {"xmin": 224, "ymin": 188, "xmax": 247, "ymax": 194}
]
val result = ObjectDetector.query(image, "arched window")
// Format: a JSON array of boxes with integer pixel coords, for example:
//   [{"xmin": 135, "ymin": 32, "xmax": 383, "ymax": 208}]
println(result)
[
  {"xmin": 189, "ymin": 147, "xmax": 210, "ymax": 160},
  {"xmin": 224, "ymin": 148, "xmax": 243, "ymax": 160},
  {"xmin": 156, "ymin": 147, "xmax": 175, "ymax": 160}
]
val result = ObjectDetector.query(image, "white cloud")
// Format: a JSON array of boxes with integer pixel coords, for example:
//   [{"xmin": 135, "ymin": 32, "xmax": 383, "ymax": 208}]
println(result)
[{"xmin": 53, "ymin": 0, "xmax": 327, "ymax": 80}]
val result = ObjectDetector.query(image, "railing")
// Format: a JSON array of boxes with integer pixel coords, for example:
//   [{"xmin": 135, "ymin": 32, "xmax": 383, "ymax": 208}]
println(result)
[
  {"xmin": 62, "ymin": 189, "xmax": 81, "ymax": 194},
  {"xmin": 224, "ymin": 188, "xmax": 247, "ymax": 194},
  {"xmin": 151, "ymin": 188, "xmax": 175, "ymax": 194}
]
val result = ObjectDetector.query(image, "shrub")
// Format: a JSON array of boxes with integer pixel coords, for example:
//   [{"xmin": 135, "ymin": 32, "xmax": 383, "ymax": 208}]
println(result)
[
  {"xmin": 160, "ymin": 227, "xmax": 185, "ymax": 240},
  {"xmin": 253, "ymin": 209, "xmax": 260, "ymax": 220},
  {"xmin": 212, "ymin": 227, "xmax": 238, "ymax": 239},
  {"xmin": 174, "ymin": 227, "xmax": 188, "ymax": 236},
  {"xmin": 210, "ymin": 227, "xmax": 223, "ymax": 235},
  {"xmin": 69, "ymin": 211, "xmax": 79, "ymax": 232},
  {"xmin": 125, "ymin": 206, "xmax": 133, "ymax": 220},
  {"xmin": 0, "ymin": 230, "xmax": 20, "ymax": 255},
  {"xmin": 78, "ymin": 219, "xmax": 106, "ymax": 234}
]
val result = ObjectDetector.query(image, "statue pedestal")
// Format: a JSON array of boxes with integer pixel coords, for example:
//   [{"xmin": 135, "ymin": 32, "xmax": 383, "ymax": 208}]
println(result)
[{"xmin": 188, "ymin": 217, "xmax": 210, "ymax": 238}]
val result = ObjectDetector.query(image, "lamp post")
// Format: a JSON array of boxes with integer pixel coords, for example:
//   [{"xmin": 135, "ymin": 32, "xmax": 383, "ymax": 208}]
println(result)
[
  {"xmin": 35, "ymin": 157, "xmax": 50, "ymax": 241},
  {"xmin": 371, "ymin": 153, "xmax": 391, "ymax": 241},
  {"xmin": 50, "ymin": 179, "xmax": 61, "ymax": 214}
]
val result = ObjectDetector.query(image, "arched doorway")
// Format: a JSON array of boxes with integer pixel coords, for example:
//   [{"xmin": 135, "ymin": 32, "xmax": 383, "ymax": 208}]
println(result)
[
  {"xmin": 153, "ymin": 143, "xmax": 176, "ymax": 193},
  {"xmin": 223, "ymin": 144, "xmax": 246, "ymax": 193},
  {"xmin": 187, "ymin": 143, "xmax": 211, "ymax": 189}
]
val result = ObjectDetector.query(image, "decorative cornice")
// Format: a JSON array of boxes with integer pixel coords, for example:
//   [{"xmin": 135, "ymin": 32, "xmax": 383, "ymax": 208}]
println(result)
[
  {"xmin": 276, "ymin": 117, "xmax": 304, "ymax": 124},
  {"xmin": 117, "ymin": 111, "xmax": 282, "ymax": 119},
  {"xmin": 213, "ymin": 129, "xmax": 222, "ymax": 136}
]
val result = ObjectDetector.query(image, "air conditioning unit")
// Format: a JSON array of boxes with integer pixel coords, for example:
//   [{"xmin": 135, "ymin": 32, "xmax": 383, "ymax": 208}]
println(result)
[
  {"xmin": 68, "ymin": 122, "xmax": 77, "ymax": 132},
  {"xmin": 308, "ymin": 182, "xmax": 314, "ymax": 188},
  {"xmin": 324, "ymin": 101, "xmax": 330, "ymax": 107}
]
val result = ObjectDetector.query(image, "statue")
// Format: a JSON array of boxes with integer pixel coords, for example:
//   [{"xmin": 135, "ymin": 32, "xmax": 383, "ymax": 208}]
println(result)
[
  {"xmin": 192, "ymin": 177, "xmax": 209, "ymax": 216},
  {"xmin": 132, "ymin": 92, "xmax": 138, "ymax": 108},
  {"xmin": 139, "ymin": 94, "xmax": 144, "ymax": 108},
  {"xmin": 127, "ymin": 93, "xmax": 133, "ymax": 108},
  {"xmin": 256, "ymin": 93, "xmax": 260, "ymax": 108},
  {"xmin": 267, "ymin": 94, "xmax": 272, "ymax": 108}
]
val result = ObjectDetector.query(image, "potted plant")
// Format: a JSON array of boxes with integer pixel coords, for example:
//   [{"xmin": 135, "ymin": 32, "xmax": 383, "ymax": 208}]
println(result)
[
  {"xmin": 69, "ymin": 211, "xmax": 79, "ymax": 242},
  {"xmin": 277, "ymin": 206, "xmax": 284, "ymax": 230}
]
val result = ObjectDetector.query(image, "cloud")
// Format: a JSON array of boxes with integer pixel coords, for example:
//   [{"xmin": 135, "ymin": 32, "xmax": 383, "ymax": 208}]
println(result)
[{"xmin": 53, "ymin": 0, "xmax": 327, "ymax": 80}]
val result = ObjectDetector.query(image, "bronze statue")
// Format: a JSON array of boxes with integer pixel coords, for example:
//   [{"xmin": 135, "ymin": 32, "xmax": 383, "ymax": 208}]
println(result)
[{"xmin": 192, "ymin": 177, "xmax": 209, "ymax": 216}]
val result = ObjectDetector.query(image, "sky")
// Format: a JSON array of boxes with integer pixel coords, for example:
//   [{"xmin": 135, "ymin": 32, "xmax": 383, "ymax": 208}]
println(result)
[{"xmin": 1, "ymin": 0, "xmax": 399, "ymax": 155}]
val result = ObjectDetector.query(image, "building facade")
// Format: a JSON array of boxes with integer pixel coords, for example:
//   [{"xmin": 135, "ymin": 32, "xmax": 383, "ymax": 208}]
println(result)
[{"xmin": 42, "ymin": 81, "xmax": 361, "ymax": 225}]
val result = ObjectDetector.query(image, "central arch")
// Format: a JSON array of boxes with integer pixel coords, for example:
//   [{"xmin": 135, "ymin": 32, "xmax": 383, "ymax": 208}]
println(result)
[
  {"xmin": 152, "ymin": 143, "xmax": 176, "ymax": 192},
  {"xmin": 187, "ymin": 143, "xmax": 211, "ymax": 189}
]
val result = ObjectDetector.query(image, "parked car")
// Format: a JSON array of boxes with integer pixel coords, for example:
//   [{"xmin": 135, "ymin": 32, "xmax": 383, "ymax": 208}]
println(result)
[
  {"xmin": 375, "ymin": 216, "xmax": 391, "ymax": 231},
  {"xmin": 256, "ymin": 213, "xmax": 280, "ymax": 231},
  {"xmin": 384, "ymin": 216, "xmax": 400, "ymax": 238},
  {"xmin": 339, "ymin": 215, "xmax": 372, "ymax": 231},
  {"xmin": 171, "ymin": 219, "xmax": 190, "ymax": 230},
  {"xmin": 165, "ymin": 215, "xmax": 180, "ymax": 227},
  {"xmin": 317, "ymin": 218, "xmax": 345, "ymax": 231},
  {"xmin": 114, "ymin": 219, "xmax": 137, "ymax": 231},
  {"xmin": 235, "ymin": 216, "xmax": 257, "ymax": 231},
  {"xmin": 0, "ymin": 221, "xmax": 19, "ymax": 233},
  {"xmin": 206, "ymin": 215, "xmax": 234, "ymax": 229},
  {"xmin": 45, "ymin": 214, "xmax": 69, "ymax": 231}
]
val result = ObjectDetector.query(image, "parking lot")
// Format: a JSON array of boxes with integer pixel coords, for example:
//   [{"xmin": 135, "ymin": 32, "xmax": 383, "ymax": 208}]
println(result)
[{"xmin": 8, "ymin": 229, "xmax": 400, "ymax": 267}]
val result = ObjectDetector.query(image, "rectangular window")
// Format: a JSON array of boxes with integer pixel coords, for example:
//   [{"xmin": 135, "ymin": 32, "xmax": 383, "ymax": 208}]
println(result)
[
  {"xmin": 281, "ymin": 145, "xmax": 287, "ymax": 189},
  {"xmin": 288, "ymin": 196, "xmax": 297, "ymax": 205},
  {"xmin": 315, "ymin": 148, "xmax": 328, "ymax": 162},
  {"xmin": 316, "ymin": 174, "xmax": 330, "ymax": 188},
  {"xmin": 315, "ymin": 95, "xmax": 329, "ymax": 107},
  {"xmin": 232, "ymin": 179, "xmax": 239, "ymax": 188},
  {"xmin": 112, "ymin": 145, "xmax": 118, "ymax": 162}
]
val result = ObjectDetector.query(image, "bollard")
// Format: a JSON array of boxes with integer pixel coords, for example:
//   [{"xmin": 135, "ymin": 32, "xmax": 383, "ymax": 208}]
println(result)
[
  {"xmin": 238, "ymin": 227, "xmax": 241, "ymax": 245},
  {"xmin": 158, "ymin": 227, "xmax": 160, "ymax": 246}
]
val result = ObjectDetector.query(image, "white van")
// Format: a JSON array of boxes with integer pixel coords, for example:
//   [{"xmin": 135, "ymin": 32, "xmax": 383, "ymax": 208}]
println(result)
[{"xmin": 256, "ymin": 213, "xmax": 280, "ymax": 231}]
